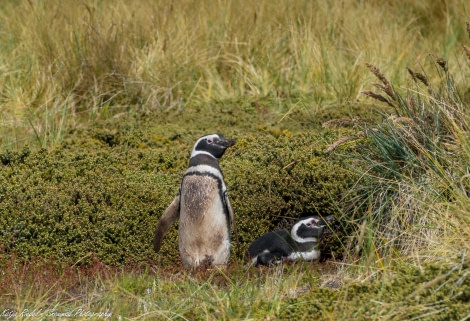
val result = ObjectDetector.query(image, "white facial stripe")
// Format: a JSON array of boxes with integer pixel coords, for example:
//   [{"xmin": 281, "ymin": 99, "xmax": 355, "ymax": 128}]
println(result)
[
  {"xmin": 190, "ymin": 134, "xmax": 219, "ymax": 158},
  {"xmin": 291, "ymin": 220, "xmax": 320, "ymax": 243},
  {"xmin": 185, "ymin": 164, "xmax": 227, "ymax": 191}
]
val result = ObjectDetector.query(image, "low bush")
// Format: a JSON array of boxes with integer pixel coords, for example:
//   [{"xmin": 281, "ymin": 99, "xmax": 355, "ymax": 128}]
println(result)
[{"xmin": 0, "ymin": 110, "xmax": 356, "ymax": 267}]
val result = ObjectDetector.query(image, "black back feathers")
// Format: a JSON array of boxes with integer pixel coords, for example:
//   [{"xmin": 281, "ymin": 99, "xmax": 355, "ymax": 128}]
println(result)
[{"xmin": 246, "ymin": 215, "xmax": 335, "ymax": 266}]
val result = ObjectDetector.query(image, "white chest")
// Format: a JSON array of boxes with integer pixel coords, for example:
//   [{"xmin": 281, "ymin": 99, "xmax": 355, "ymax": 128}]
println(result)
[{"xmin": 286, "ymin": 248, "xmax": 320, "ymax": 262}]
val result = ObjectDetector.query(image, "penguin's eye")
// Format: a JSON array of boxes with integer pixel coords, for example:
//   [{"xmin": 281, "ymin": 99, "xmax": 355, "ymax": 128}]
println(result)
[
  {"xmin": 306, "ymin": 222, "xmax": 312, "ymax": 227},
  {"xmin": 207, "ymin": 138, "xmax": 213, "ymax": 143}
]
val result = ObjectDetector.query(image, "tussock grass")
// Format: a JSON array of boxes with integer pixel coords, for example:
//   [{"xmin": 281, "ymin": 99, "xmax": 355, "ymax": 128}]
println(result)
[
  {"xmin": 339, "ymin": 47, "xmax": 470, "ymax": 268},
  {"xmin": 1, "ymin": 0, "xmax": 469, "ymax": 148}
]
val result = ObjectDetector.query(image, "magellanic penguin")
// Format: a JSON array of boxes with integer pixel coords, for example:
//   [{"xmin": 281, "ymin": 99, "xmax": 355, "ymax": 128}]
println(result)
[
  {"xmin": 246, "ymin": 215, "xmax": 335, "ymax": 266},
  {"xmin": 153, "ymin": 134, "xmax": 236, "ymax": 268}
]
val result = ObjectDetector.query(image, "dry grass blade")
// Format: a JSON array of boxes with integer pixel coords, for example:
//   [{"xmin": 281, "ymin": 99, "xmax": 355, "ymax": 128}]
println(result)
[
  {"xmin": 326, "ymin": 129, "xmax": 378, "ymax": 152},
  {"xmin": 466, "ymin": 22, "xmax": 470, "ymax": 40},
  {"xmin": 322, "ymin": 117, "xmax": 354, "ymax": 128},
  {"xmin": 405, "ymin": 273, "xmax": 449, "ymax": 300},
  {"xmin": 389, "ymin": 116, "xmax": 414, "ymax": 125},
  {"xmin": 326, "ymin": 135, "xmax": 358, "ymax": 152}
]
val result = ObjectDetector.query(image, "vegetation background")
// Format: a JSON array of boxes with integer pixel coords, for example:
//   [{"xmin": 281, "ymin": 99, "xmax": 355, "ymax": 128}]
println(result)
[{"xmin": 0, "ymin": 0, "xmax": 469, "ymax": 320}]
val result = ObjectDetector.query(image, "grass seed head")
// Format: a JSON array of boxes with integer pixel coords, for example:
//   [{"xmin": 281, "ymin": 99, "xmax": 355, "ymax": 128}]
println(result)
[
  {"xmin": 361, "ymin": 90, "xmax": 395, "ymax": 107},
  {"xmin": 365, "ymin": 63, "xmax": 394, "ymax": 99},
  {"xmin": 373, "ymin": 83, "xmax": 395, "ymax": 99},
  {"xmin": 407, "ymin": 68, "xmax": 430, "ymax": 87},
  {"xmin": 463, "ymin": 45, "xmax": 470, "ymax": 61},
  {"xmin": 436, "ymin": 58, "xmax": 448, "ymax": 72},
  {"xmin": 407, "ymin": 68, "xmax": 418, "ymax": 83},
  {"xmin": 365, "ymin": 63, "xmax": 390, "ymax": 87}
]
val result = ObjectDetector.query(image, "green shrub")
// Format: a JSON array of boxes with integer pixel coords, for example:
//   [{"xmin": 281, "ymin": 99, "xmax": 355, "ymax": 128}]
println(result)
[
  {"xmin": 226, "ymin": 133, "xmax": 354, "ymax": 260},
  {"xmin": 0, "ymin": 115, "xmax": 355, "ymax": 266},
  {"xmin": 0, "ymin": 146, "xmax": 178, "ymax": 266}
]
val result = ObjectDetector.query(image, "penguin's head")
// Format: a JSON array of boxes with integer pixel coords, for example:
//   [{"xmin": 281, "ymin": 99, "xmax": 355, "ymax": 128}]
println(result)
[
  {"xmin": 191, "ymin": 133, "xmax": 236, "ymax": 159},
  {"xmin": 291, "ymin": 215, "xmax": 335, "ymax": 244}
]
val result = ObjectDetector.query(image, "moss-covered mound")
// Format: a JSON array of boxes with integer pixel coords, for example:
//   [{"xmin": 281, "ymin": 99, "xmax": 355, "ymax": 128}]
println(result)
[{"xmin": 0, "ymin": 107, "xmax": 356, "ymax": 266}]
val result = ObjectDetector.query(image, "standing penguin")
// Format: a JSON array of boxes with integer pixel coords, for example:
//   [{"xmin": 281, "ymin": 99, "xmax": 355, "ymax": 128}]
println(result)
[
  {"xmin": 246, "ymin": 215, "xmax": 335, "ymax": 266},
  {"xmin": 153, "ymin": 134, "xmax": 236, "ymax": 268}
]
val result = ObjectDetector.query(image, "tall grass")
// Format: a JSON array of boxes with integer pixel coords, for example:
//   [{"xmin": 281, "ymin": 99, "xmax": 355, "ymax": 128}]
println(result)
[
  {"xmin": 344, "ymin": 31, "xmax": 470, "ymax": 267},
  {"xmin": 0, "ymin": 0, "xmax": 469, "ymax": 148},
  {"xmin": 2, "ymin": 261, "xmax": 328, "ymax": 320},
  {"xmin": 4, "ymin": 258, "xmax": 468, "ymax": 320}
]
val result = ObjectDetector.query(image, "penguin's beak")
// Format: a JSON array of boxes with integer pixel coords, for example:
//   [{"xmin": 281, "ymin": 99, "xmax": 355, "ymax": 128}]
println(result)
[
  {"xmin": 219, "ymin": 138, "xmax": 236, "ymax": 148},
  {"xmin": 323, "ymin": 215, "xmax": 335, "ymax": 223},
  {"xmin": 319, "ymin": 215, "xmax": 335, "ymax": 226}
]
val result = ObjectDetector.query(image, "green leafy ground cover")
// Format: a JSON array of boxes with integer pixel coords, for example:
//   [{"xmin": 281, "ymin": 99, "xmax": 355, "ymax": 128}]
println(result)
[
  {"xmin": 0, "ymin": 102, "xmax": 357, "ymax": 267},
  {"xmin": 1, "ymin": 0, "xmax": 470, "ymax": 320}
]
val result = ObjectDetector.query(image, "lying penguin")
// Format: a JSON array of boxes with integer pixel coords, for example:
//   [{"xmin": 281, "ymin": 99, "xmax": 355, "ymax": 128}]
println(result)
[
  {"xmin": 246, "ymin": 215, "xmax": 335, "ymax": 266},
  {"xmin": 153, "ymin": 133, "xmax": 236, "ymax": 268}
]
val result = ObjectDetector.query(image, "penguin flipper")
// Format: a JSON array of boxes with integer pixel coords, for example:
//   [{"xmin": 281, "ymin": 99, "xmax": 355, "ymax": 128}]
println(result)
[
  {"xmin": 153, "ymin": 194, "xmax": 180, "ymax": 252},
  {"xmin": 224, "ymin": 191, "xmax": 238, "ymax": 244}
]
